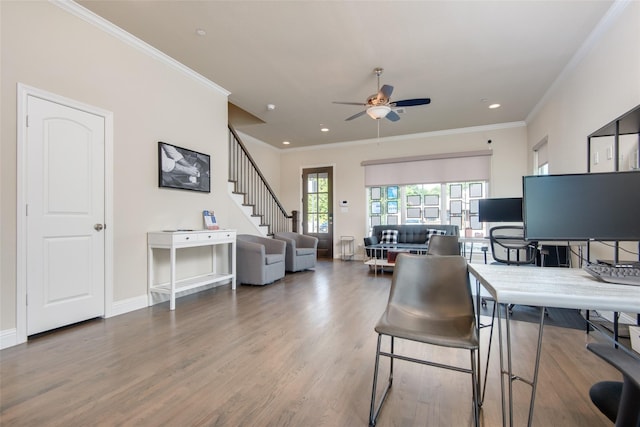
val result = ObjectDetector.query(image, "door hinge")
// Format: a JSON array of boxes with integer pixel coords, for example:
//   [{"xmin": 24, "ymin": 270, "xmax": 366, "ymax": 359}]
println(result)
[
  {"xmin": 26, "ymin": 115, "xmax": 29, "ymax": 127},
  {"xmin": 25, "ymin": 204, "xmax": 28, "ymax": 216}
]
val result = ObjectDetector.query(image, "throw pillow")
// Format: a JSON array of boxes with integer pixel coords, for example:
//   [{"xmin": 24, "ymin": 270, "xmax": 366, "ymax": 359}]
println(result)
[
  {"xmin": 380, "ymin": 229, "xmax": 399, "ymax": 244},
  {"xmin": 425, "ymin": 228, "xmax": 447, "ymax": 243}
]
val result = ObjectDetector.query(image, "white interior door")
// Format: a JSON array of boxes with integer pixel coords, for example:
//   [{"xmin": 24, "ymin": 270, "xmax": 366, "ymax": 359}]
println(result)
[{"xmin": 26, "ymin": 96, "xmax": 105, "ymax": 335}]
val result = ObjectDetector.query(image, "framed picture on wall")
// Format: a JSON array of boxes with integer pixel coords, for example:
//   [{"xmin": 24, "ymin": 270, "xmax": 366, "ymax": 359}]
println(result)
[
  {"xmin": 387, "ymin": 215, "xmax": 398, "ymax": 225},
  {"xmin": 371, "ymin": 215, "xmax": 381, "ymax": 226},
  {"xmin": 387, "ymin": 200, "xmax": 398, "ymax": 214},
  {"xmin": 158, "ymin": 141, "xmax": 210, "ymax": 193},
  {"xmin": 371, "ymin": 201, "xmax": 381, "ymax": 214}
]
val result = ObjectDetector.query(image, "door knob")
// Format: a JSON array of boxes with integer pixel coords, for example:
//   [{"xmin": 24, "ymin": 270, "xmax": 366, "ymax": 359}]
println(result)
[{"xmin": 94, "ymin": 223, "xmax": 104, "ymax": 231}]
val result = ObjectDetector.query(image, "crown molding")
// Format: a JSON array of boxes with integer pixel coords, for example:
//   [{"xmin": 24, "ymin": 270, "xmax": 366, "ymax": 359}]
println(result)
[
  {"xmin": 51, "ymin": 0, "xmax": 230, "ymax": 97},
  {"xmin": 281, "ymin": 121, "xmax": 526, "ymax": 153}
]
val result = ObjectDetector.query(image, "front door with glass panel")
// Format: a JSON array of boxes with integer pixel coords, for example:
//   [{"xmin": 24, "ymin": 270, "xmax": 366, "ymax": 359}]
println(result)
[{"xmin": 303, "ymin": 167, "xmax": 333, "ymax": 258}]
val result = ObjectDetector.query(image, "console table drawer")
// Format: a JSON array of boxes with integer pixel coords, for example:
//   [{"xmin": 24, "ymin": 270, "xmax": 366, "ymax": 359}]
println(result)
[
  {"xmin": 173, "ymin": 233, "xmax": 197, "ymax": 243},
  {"xmin": 198, "ymin": 231, "xmax": 235, "ymax": 241}
]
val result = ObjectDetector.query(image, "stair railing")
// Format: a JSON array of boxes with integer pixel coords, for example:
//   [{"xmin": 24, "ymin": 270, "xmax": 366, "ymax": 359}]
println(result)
[{"xmin": 228, "ymin": 125, "xmax": 296, "ymax": 234}]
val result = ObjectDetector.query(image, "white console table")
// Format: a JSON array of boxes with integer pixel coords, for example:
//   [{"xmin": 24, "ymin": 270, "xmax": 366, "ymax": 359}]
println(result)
[{"xmin": 148, "ymin": 230, "xmax": 236, "ymax": 310}]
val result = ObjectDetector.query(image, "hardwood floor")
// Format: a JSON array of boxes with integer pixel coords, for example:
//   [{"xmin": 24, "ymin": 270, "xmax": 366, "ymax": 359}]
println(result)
[{"xmin": 0, "ymin": 260, "xmax": 620, "ymax": 426}]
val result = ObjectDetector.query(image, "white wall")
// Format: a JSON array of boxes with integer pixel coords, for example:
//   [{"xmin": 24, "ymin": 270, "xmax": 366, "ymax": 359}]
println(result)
[
  {"xmin": 527, "ymin": 1, "xmax": 640, "ymax": 175},
  {"xmin": 0, "ymin": 1, "xmax": 243, "ymax": 334},
  {"xmin": 527, "ymin": 0, "xmax": 640, "ymax": 266}
]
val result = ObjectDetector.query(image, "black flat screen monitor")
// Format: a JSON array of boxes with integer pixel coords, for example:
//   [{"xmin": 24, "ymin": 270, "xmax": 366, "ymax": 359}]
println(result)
[
  {"xmin": 523, "ymin": 171, "xmax": 640, "ymax": 241},
  {"xmin": 478, "ymin": 197, "xmax": 523, "ymax": 222}
]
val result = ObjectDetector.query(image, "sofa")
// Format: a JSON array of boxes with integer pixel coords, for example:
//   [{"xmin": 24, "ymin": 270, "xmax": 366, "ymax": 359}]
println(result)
[
  {"xmin": 236, "ymin": 234, "xmax": 286, "ymax": 285},
  {"xmin": 364, "ymin": 224, "xmax": 459, "ymax": 259},
  {"xmin": 273, "ymin": 232, "xmax": 319, "ymax": 272}
]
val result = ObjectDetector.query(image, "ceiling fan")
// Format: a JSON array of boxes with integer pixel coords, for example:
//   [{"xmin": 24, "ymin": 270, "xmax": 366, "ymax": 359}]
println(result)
[{"xmin": 333, "ymin": 67, "xmax": 431, "ymax": 122}]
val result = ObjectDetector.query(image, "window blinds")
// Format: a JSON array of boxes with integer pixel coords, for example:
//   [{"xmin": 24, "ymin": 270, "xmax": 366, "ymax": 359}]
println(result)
[{"xmin": 362, "ymin": 150, "xmax": 492, "ymax": 186}]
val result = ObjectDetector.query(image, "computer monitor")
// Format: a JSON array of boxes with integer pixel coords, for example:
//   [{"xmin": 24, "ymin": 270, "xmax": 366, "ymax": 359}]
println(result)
[
  {"xmin": 478, "ymin": 197, "xmax": 523, "ymax": 222},
  {"xmin": 523, "ymin": 171, "xmax": 640, "ymax": 241}
]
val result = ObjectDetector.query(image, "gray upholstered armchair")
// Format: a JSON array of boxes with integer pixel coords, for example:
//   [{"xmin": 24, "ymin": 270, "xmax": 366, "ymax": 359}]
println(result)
[
  {"xmin": 236, "ymin": 234, "xmax": 286, "ymax": 285},
  {"xmin": 273, "ymin": 232, "xmax": 319, "ymax": 272}
]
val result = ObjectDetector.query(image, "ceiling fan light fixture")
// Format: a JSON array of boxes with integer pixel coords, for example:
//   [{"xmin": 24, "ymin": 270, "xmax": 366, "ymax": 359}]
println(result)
[{"xmin": 367, "ymin": 105, "xmax": 391, "ymax": 120}]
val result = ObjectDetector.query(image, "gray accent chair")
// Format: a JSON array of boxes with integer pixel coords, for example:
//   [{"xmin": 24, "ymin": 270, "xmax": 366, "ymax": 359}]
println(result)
[
  {"xmin": 236, "ymin": 234, "xmax": 286, "ymax": 285},
  {"xmin": 273, "ymin": 232, "xmax": 319, "ymax": 272}
]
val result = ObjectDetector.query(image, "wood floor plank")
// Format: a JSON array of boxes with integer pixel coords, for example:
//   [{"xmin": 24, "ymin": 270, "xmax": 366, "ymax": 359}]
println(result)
[{"xmin": 0, "ymin": 260, "xmax": 621, "ymax": 426}]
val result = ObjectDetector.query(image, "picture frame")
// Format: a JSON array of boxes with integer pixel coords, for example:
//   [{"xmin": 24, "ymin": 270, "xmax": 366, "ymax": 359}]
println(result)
[
  {"xmin": 407, "ymin": 207, "xmax": 422, "ymax": 218},
  {"xmin": 158, "ymin": 141, "xmax": 210, "ymax": 193},
  {"xmin": 424, "ymin": 195, "xmax": 439, "ymax": 206},
  {"xmin": 469, "ymin": 182, "xmax": 483, "ymax": 198},
  {"xmin": 387, "ymin": 200, "xmax": 398, "ymax": 214},
  {"xmin": 387, "ymin": 215, "xmax": 399, "ymax": 225},
  {"xmin": 371, "ymin": 187, "xmax": 382, "ymax": 200},
  {"xmin": 371, "ymin": 201, "xmax": 381, "ymax": 214},
  {"xmin": 450, "ymin": 200, "xmax": 463, "ymax": 215},
  {"xmin": 469, "ymin": 199, "xmax": 480, "ymax": 215},
  {"xmin": 424, "ymin": 207, "xmax": 440, "ymax": 219},
  {"xmin": 387, "ymin": 186, "xmax": 399, "ymax": 199},
  {"xmin": 450, "ymin": 184, "xmax": 462, "ymax": 199},
  {"xmin": 407, "ymin": 195, "xmax": 421, "ymax": 206}
]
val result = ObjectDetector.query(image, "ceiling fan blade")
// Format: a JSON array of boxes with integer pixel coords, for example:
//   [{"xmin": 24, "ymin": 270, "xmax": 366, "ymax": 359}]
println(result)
[
  {"xmin": 379, "ymin": 84, "xmax": 394, "ymax": 100},
  {"xmin": 386, "ymin": 110, "xmax": 401, "ymax": 122},
  {"xmin": 392, "ymin": 98, "xmax": 431, "ymax": 107},
  {"xmin": 345, "ymin": 110, "xmax": 367, "ymax": 121}
]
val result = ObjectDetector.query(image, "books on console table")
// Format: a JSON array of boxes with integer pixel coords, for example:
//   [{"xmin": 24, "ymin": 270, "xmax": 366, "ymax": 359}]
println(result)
[{"xmin": 203, "ymin": 210, "xmax": 219, "ymax": 230}]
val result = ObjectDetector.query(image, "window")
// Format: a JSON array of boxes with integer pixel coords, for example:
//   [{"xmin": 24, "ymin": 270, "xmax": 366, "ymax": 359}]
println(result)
[
  {"xmin": 534, "ymin": 139, "xmax": 549, "ymax": 175},
  {"xmin": 367, "ymin": 181, "xmax": 488, "ymax": 236}
]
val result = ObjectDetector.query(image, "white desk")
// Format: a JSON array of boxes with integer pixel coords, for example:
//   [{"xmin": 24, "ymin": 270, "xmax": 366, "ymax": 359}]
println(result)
[
  {"xmin": 468, "ymin": 263, "xmax": 640, "ymax": 427},
  {"xmin": 148, "ymin": 230, "xmax": 236, "ymax": 310}
]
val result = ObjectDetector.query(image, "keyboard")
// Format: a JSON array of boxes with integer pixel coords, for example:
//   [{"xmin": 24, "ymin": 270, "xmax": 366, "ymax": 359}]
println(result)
[{"xmin": 583, "ymin": 263, "xmax": 640, "ymax": 286}]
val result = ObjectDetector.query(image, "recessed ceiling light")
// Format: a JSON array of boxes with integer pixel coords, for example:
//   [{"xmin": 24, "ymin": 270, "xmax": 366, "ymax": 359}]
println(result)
[
  {"xmin": 267, "ymin": 104, "xmax": 276, "ymax": 111},
  {"xmin": 282, "ymin": 141, "xmax": 290, "ymax": 145},
  {"xmin": 321, "ymin": 127, "xmax": 329, "ymax": 132},
  {"xmin": 489, "ymin": 103, "xmax": 501, "ymax": 109},
  {"xmin": 195, "ymin": 28, "xmax": 206, "ymax": 36}
]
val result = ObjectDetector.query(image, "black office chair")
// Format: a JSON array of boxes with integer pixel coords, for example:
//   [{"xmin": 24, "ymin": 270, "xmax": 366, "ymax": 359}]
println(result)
[
  {"xmin": 587, "ymin": 343, "xmax": 640, "ymax": 427},
  {"xmin": 489, "ymin": 225, "xmax": 537, "ymax": 266},
  {"xmin": 487, "ymin": 226, "xmax": 538, "ymax": 312}
]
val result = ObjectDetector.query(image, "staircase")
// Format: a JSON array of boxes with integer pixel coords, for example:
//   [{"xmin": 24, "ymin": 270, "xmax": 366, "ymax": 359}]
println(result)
[{"xmin": 228, "ymin": 125, "xmax": 296, "ymax": 235}]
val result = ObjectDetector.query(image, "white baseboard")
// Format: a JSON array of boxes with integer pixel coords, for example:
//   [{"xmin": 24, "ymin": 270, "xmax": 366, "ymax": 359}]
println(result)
[
  {"xmin": 1, "ymin": 328, "xmax": 18, "ymax": 350},
  {"xmin": 109, "ymin": 295, "xmax": 149, "ymax": 317}
]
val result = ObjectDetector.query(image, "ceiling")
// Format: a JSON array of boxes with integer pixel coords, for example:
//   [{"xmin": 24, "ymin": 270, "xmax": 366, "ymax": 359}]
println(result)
[{"xmin": 78, "ymin": 1, "xmax": 614, "ymax": 149}]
